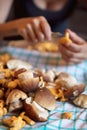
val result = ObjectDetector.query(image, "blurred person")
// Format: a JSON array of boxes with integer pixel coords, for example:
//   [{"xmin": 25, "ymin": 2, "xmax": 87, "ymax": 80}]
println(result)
[
  {"xmin": 0, "ymin": 0, "xmax": 77, "ymax": 41},
  {"xmin": 0, "ymin": 0, "xmax": 87, "ymax": 64},
  {"xmin": 0, "ymin": 0, "xmax": 87, "ymax": 42}
]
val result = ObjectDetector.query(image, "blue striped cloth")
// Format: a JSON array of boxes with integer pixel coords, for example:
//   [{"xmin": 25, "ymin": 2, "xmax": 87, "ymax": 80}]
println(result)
[{"xmin": 0, "ymin": 46, "xmax": 87, "ymax": 130}]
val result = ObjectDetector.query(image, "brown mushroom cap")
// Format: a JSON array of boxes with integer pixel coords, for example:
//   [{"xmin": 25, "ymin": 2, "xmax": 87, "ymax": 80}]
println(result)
[
  {"xmin": 43, "ymin": 70, "xmax": 55, "ymax": 82},
  {"xmin": 24, "ymin": 98, "xmax": 49, "ymax": 122},
  {"xmin": 6, "ymin": 89, "xmax": 27, "ymax": 105},
  {"xmin": 18, "ymin": 70, "xmax": 34, "ymax": 80},
  {"xmin": 65, "ymin": 83, "xmax": 85, "ymax": 98},
  {"xmin": 17, "ymin": 70, "xmax": 40, "ymax": 93},
  {"xmin": 8, "ymin": 100, "xmax": 23, "ymax": 112},
  {"xmin": 18, "ymin": 77, "xmax": 40, "ymax": 93},
  {"xmin": 73, "ymin": 94, "xmax": 87, "ymax": 108},
  {"xmin": 55, "ymin": 72, "xmax": 78, "ymax": 87},
  {"xmin": 34, "ymin": 87, "xmax": 56, "ymax": 110},
  {"xmin": 6, "ymin": 89, "xmax": 27, "ymax": 112}
]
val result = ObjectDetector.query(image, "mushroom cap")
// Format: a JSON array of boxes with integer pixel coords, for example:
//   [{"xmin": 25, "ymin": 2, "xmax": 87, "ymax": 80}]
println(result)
[
  {"xmin": 55, "ymin": 72, "xmax": 78, "ymax": 87},
  {"xmin": 24, "ymin": 99, "xmax": 49, "ymax": 122},
  {"xmin": 7, "ymin": 59, "xmax": 32, "ymax": 70},
  {"xmin": 64, "ymin": 83, "xmax": 85, "ymax": 99},
  {"xmin": 34, "ymin": 87, "xmax": 56, "ymax": 110},
  {"xmin": 73, "ymin": 94, "xmax": 87, "ymax": 108},
  {"xmin": 6, "ymin": 89, "xmax": 27, "ymax": 105},
  {"xmin": 43, "ymin": 70, "xmax": 55, "ymax": 82},
  {"xmin": 18, "ymin": 70, "xmax": 34, "ymax": 80},
  {"xmin": 18, "ymin": 77, "xmax": 39, "ymax": 93},
  {"xmin": 8, "ymin": 100, "xmax": 23, "ymax": 112}
]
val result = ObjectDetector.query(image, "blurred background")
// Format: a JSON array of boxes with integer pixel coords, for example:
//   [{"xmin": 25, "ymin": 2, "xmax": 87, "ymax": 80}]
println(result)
[{"xmin": 70, "ymin": 1, "xmax": 87, "ymax": 40}]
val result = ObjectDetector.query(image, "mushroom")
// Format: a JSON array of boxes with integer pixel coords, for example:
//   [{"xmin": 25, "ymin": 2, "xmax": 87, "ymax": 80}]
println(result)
[
  {"xmin": 55, "ymin": 72, "xmax": 78, "ymax": 87},
  {"xmin": 7, "ymin": 59, "xmax": 32, "ymax": 70},
  {"xmin": 18, "ymin": 70, "xmax": 34, "ymax": 80},
  {"xmin": 24, "ymin": 97, "xmax": 49, "ymax": 122},
  {"xmin": 18, "ymin": 70, "xmax": 40, "ymax": 93},
  {"xmin": 0, "ymin": 71, "xmax": 5, "ymax": 79},
  {"xmin": 43, "ymin": 70, "xmax": 55, "ymax": 82},
  {"xmin": 14, "ymin": 68, "xmax": 27, "ymax": 78},
  {"xmin": 19, "ymin": 78, "xmax": 40, "ymax": 93},
  {"xmin": 73, "ymin": 94, "xmax": 87, "ymax": 108},
  {"xmin": 55, "ymin": 72, "xmax": 85, "ymax": 99},
  {"xmin": 58, "ymin": 32, "xmax": 72, "ymax": 45},
  {"xmin": 34, "ymin": 87, "xmax": 56, "ymax": 110},
  {"xmin": 6, "ymin": 89, "xmax": 27, "ymax": 112},
  {"xmin": 64, "ymin": 83, "xmax": 85, "ymax": 99}
]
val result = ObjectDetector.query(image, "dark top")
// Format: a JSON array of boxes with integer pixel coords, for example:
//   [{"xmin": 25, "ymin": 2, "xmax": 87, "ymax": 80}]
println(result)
[{"xmin": 13, "ymin": 0, "xmax": 76, "ymax": 32}]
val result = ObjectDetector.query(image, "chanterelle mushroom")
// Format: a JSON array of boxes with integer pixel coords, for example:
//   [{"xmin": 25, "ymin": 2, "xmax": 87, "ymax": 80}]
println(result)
[{"xmin": 6, "ymin": 89, "xmax": 27, "ymax": 112}]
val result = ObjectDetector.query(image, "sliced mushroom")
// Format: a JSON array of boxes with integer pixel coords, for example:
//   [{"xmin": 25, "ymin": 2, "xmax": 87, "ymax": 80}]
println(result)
[
  {"xmin": 34, "ymin": 87, "xmax": 56, "ymax": 110},
  {"xmin": 6, "ymin": 89, "xmax": 27, "ymax": 112},
  {"xmin": 73, "ymin": 94, "xmax": 87, "ymax": 108},
  {"xmin": 24, "ymin": 97, "xmax": 49, "ymax": 122},
  {"xmin": 7, "ymin": 59, "xmax": 32, "ymax": 70}
]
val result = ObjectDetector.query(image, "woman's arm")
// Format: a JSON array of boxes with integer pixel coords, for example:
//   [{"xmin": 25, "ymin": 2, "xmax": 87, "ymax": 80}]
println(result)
[
  {"xmin": 0, "ymin": 17, "xmax": 51, "ymax": 42},
  {"xmin": 0, "ymin": 19, "xmax": 20, "ymax": 39},
  {"xmin": 0, "ymin": 0, "xmax": 13, "ymax": 23}
]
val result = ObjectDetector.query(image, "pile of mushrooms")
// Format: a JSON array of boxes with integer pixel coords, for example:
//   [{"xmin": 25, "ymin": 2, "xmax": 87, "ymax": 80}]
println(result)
[{"xmin": 0, "ymin": 58, "xmax": 86, "ymax": 123}]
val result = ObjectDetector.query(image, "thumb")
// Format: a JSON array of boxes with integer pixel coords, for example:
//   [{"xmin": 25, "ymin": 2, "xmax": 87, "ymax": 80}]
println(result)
[{"xmin": 65, "ymin": 29, "xmax": 85, "ymax": 45}]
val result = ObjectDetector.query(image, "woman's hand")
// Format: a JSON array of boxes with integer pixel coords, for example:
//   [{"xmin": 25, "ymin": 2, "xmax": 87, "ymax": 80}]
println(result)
[
  {"xmin": 59, "ymin": 29, "xmax": 87, "ymax": 64},
  {"xmin": 18, "ymin": 16, "xmax": 51, "ymax": 43}
]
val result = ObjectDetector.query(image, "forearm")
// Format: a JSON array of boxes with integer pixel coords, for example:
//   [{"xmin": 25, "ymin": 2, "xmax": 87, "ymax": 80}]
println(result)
[{"xmin": 0, "ymin": 20, "xmax": 21, "ymax": 39}]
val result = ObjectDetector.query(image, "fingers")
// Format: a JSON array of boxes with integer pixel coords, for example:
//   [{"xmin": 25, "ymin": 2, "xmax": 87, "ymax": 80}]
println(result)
[
  {"xmin": 59, "ymin": 44, "xmax": 86, "ymax": 64},
  {"xmin": 19, "ymin": 16, "xmax": 51, "ymax": 43},
  {"xmin": 62, "ymin": 41, "xmax": 82, "ymax": 53},
  {"xmin": 19, "ymin": 28, "xmax": 31, "ymax": 41},
  {"xmin": 31, "ymin": 17, "xmax": 45, "ymax": 41},
  {"xmin": 66, "ymin": 29, "xmax": 85, "ymax": 45},
  {"xmin": 39, "ymin": 16, "xmax": 51, "ymax": 40},
  {"xmin": 26, "ymin": 24, "xmax": 38, "ymax": 43}
]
